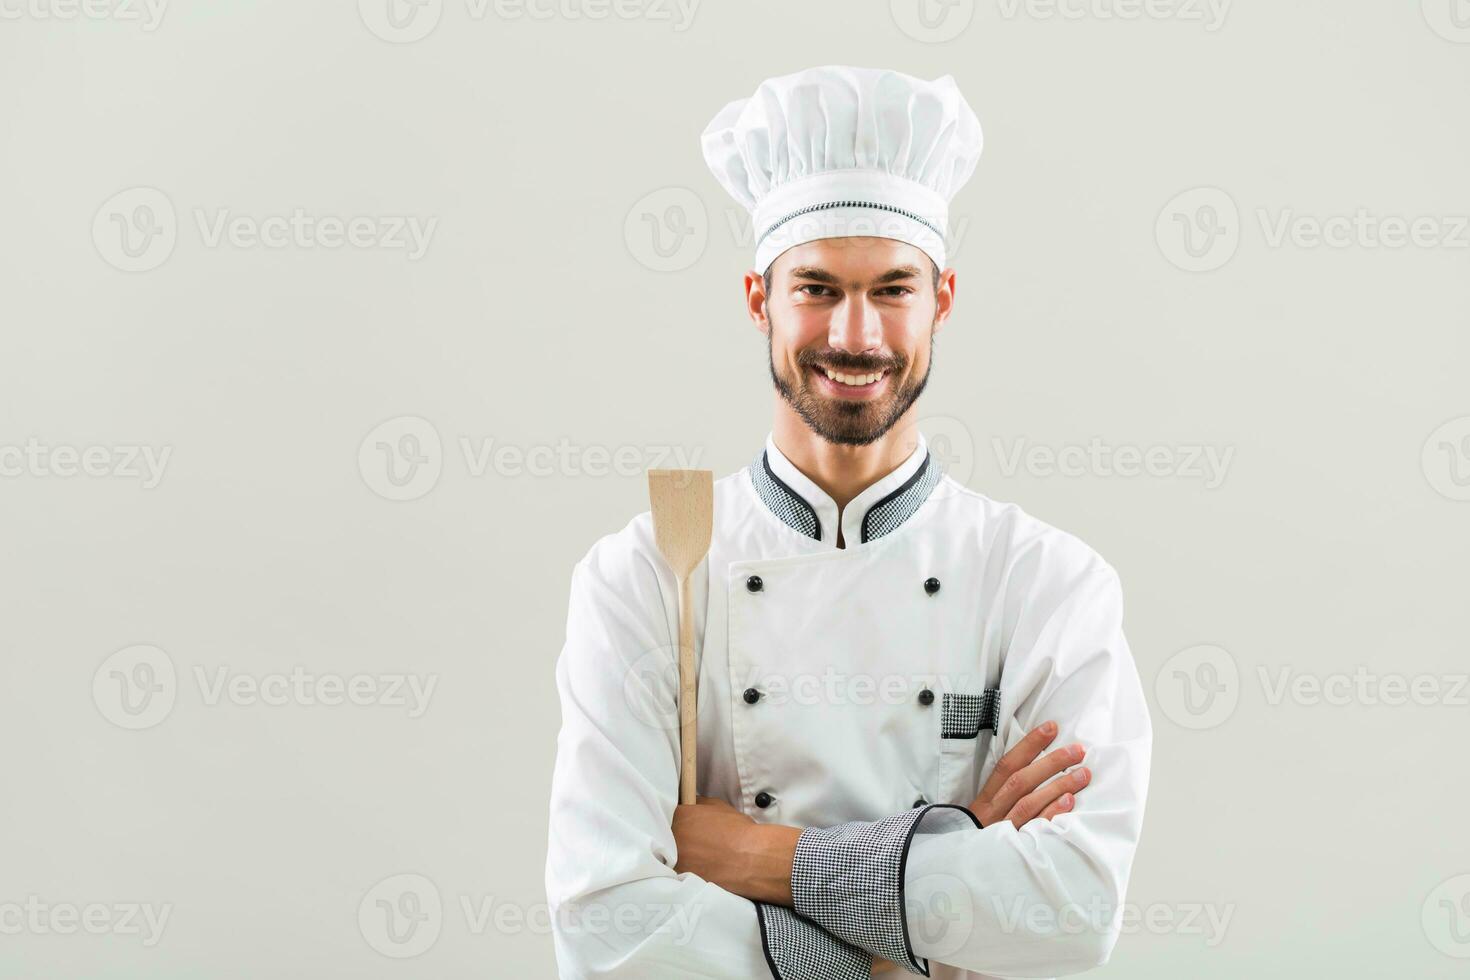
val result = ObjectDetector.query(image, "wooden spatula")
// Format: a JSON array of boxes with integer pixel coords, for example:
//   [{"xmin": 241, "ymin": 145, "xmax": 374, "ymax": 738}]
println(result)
[{"xmin": 647, "ymin": 469, "xmax": 714, "ymax": 806}]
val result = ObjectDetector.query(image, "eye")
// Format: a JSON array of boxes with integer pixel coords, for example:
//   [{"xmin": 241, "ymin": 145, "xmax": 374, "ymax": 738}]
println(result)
[
  {"xmin": 876, "ymin": 286, "xmax": 914, "ymax": 297},
  {"xmin": 796, "ymin": 284, "xmax": 833, "ymax": 297}
]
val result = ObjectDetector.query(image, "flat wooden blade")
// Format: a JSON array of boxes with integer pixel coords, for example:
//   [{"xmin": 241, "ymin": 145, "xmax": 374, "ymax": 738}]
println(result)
[{"xmin": 647, "ymin": 470, "xmax": 713, "ymax": 579}]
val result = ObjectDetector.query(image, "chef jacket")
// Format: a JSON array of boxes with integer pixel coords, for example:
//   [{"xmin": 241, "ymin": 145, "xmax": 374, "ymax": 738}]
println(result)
[{"xmin": 545, "ymin": 432, "xmax": 1152, "ymax": 979}]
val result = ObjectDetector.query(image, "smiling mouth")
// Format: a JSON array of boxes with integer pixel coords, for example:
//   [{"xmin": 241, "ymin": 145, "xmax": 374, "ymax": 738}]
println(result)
[
  {"xmin": 820, "ymin": 366, "xmax": 886, "ymax": 386},
  {"xmin": 809, "ymin": 364, "xmax": 891, "ymax": 396}
]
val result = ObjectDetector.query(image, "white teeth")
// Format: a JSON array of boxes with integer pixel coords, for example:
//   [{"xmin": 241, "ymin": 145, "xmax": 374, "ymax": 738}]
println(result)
[{"xmin": 823, "ymin": 368, "xmax": 884, "ymax": 386}]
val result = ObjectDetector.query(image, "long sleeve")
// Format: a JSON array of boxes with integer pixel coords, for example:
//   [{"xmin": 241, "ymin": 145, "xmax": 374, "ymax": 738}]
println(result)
[
  {"xmin": 545, "ymin": 531, "xmax": 875, "ymax": 980},
  {"xmin": 787, "ymin": 562, "xmax": 1152, "ymax": 977}
]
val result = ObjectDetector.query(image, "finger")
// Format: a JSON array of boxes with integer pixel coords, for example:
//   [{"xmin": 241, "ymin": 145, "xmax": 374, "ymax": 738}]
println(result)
[
  {"xmin": 973, "ymin": 721, "xmax": 1058, "ymax": 808},
  {"xmin": 1007, "ymin": 766, "xmax": 1091, "ymax": 829},
  {"xmin": 982, "ymin": 743, "xmax": 1086, "ymax": 823},
  {"xmin": 1036, "ymin": 792, "xmax": 1076, "ymax": 822}
]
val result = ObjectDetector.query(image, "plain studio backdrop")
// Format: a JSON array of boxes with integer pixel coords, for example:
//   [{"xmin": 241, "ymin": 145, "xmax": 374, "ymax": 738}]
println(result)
[{"xmin": 2, "ymin": 1, "xmax": 1467, "ymax": 977}]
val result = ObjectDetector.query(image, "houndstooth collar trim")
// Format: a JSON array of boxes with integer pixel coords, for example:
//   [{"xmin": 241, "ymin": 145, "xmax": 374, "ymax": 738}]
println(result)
[{"xmin": 747, "ymin": 433, "xmax": 939, "ymax": 547}]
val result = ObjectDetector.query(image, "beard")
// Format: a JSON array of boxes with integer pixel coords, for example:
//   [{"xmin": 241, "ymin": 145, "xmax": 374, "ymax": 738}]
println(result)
[{"xmin": 767, "ymin": 322, "xmax": 934, "ymax": 447}]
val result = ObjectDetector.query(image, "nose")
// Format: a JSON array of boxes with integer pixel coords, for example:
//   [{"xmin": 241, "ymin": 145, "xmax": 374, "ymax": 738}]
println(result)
[{"xmin": 827, "ymin": 291, "xmax": 883, "ymax": 354}]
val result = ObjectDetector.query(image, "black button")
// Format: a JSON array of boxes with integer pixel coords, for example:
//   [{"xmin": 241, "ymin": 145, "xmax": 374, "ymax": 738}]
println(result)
[
  {"xmin": 918, "ymin": 688, "xmax": 935, "ymax": 706},
  {"xmin": 754, "ymin": 791, "xmax": 773, "ymax": 808},
  {"xmin": 743, "ymin": 687, "xmax": 761, "ymax": 704},
  {"xmin": 924, "ymin": 577, "xmax": 941, "ymax": 595},
  {"xmin": 746, "ymin": 575, "xmax": 763, "ymax": 593},
  {"xmin": 913, "ymin": 797, "xmax": 928, "ymax": 808}
]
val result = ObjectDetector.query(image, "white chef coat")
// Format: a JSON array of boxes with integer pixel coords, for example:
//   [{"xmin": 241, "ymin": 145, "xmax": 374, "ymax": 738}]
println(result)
[{"xmin": 545, "ymin": 432, "xmax": 1152, "ymax": 979}]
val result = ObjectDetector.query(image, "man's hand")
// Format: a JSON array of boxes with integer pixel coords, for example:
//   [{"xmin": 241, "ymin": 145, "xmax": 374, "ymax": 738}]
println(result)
[
  {"xmin": 970, "ymin": 720, "xmax": 1090, "ymax": 829},
  {"xmin": 672, "ymin": 796, "xmax": 801, "ymax": 906}
]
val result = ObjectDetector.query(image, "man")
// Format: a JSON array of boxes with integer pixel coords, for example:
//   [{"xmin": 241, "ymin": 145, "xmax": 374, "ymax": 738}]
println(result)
[{"xmin": 545, "ymin": 66, "xmax": 1151, "ymax": 979}]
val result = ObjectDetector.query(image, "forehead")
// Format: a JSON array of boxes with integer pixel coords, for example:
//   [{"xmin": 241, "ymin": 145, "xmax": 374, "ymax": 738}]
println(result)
[{"xmin": 769, "ymin": 237, "xmax": 929, "ymax": 284}]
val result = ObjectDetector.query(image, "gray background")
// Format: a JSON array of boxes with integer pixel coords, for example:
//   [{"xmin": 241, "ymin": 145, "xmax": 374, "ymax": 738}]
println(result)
[{"xmin": 2, "ymin": 0, "xmax": 1468, "ymax": 976}]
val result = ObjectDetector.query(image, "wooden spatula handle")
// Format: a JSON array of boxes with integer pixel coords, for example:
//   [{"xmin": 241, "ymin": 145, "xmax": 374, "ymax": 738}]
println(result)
[{"xmin": 677, "ymin": 574, "xmax": 697, "ymax": 805}]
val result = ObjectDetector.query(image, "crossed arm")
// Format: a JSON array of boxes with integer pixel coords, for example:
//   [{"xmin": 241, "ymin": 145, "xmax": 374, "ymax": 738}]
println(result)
[
  {"xmin": 672, "ymin": 722, "xmax": 1095, "ymax": 974},
  {"xmin": 675, "ymin": 721, "xmax": 1090, "ymax": 904}
]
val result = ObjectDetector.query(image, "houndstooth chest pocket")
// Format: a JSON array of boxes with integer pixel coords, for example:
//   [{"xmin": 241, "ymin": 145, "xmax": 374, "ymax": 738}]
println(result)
[{"xmin": 935, "ymin": 686, "xmax": 1001, "ymax": 807}]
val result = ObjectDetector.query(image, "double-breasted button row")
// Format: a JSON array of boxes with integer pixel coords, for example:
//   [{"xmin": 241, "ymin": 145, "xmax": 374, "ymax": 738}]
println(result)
[
  {"xmin": 740, "ymin": 572, "xmax": 943, "ymax": 819},
  {"xmin": 746, "ymin": 570, "xmax": 940, "ymax": 593},
  {"xmin": 746, "ymin": 574, "xmax": 937, "ymax": 594}
]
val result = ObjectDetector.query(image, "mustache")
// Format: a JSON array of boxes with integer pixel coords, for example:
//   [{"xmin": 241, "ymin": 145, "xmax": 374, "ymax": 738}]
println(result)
[{"xmin": 796, "ymin": 348, "xmax": 906, "ymax": 373}]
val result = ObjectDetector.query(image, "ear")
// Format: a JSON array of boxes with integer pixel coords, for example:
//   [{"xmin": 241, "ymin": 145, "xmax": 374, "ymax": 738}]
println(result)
[
  {"xmin": 744, "ymin": 269, "xmax": 770, "ymax": 336},
  {"xmin": 932, "ymin": 267, "xmax": 957, "ymax": 337}
]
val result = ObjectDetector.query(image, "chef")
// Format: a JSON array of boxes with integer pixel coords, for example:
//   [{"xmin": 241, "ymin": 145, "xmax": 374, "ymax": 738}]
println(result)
[{"xmin": 545, "ymin": 66, "xmax": 1151, "ymax": 979}]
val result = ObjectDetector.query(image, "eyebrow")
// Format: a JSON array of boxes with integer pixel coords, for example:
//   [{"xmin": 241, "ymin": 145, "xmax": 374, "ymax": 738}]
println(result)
[{"xmin": 787, "ymin": 264, "xmax": 924, "ymax": 286}]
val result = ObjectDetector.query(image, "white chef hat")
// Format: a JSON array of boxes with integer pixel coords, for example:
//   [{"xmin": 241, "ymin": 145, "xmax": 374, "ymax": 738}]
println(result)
[{"xmin": 701, "ymin": 65, "xmax": 983, "ymax": 276}]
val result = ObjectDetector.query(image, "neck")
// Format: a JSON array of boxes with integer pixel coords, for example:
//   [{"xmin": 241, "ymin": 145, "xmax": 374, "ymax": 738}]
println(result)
[{"xmin": 770, "ymin": 401, "xmax": 919, "ymax": 511}]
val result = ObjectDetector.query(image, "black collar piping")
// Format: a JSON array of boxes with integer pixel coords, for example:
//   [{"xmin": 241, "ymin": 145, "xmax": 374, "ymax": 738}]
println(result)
[{"xmin": 747, "ymin": 449, "xmax": 939, "ymax": 543}]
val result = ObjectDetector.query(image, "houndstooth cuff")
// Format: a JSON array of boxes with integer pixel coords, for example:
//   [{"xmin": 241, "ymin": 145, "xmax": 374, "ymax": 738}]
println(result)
[
  {"xmin": 755, "ymin": 902, "xmax": 873, "ymax": 980},
  {"xmin": 790, "ymin": 804, "xmax": 981, "ymax": 976}
]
